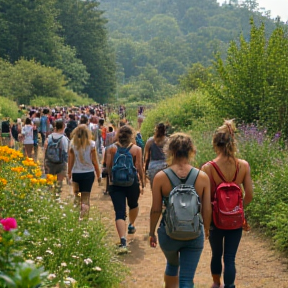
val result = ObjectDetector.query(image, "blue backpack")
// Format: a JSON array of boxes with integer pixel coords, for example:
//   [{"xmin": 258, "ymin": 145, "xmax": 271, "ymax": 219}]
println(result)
[
  {"xmin": 45, "ymin": 136, "xmax": 66, "ymax": 164},
  {"xmin": 112, "ymin": 144, "xmax": 136, "ymax": 186},
  {"xmin": 136, "ymin": 132, "xmax": 145, "ymax": 150}
]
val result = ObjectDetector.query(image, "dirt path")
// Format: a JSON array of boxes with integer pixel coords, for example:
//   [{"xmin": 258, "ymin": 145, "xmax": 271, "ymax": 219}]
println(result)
[{"xmin": 62, "ymin": 180, "xmax": 288, "ymax": 288}]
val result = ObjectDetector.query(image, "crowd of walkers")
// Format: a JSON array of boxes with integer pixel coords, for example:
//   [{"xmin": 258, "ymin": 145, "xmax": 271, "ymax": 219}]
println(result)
[{"xmin": 0, "ymin": 104, "xmax": 253, "ymax": 288}]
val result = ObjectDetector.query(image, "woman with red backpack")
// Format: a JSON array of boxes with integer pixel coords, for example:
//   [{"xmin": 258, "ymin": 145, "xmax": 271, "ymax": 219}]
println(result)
[{"xmin": 201, "ymin": 120, "xmax": 253, "ymax": 288}]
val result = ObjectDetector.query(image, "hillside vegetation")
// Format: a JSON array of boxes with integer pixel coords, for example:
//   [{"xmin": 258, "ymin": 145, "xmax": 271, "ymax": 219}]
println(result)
[{"xmin": 101, "ymin": 0, "xmax": 281, "ymax": 102}]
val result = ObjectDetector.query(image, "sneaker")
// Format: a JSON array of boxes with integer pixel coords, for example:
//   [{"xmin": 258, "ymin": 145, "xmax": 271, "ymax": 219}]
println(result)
[
  {"xmin": 116, "ymin": 238, "xmax": 128, "ymax": 255},
  {"xmin": 128, "ymin": 223, "xmax": 136, "ymax": 234}
]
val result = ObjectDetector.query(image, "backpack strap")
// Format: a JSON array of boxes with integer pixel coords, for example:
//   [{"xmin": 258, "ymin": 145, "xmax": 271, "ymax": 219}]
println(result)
[
  {"xmin": 209, "ymin": 161, "xmax": 239, "ymax": 182},
  {"xmin": 163, "ymin": 168, "xmax": 199, "ymax": 187},
  {"xmin": 116, "ymin": 143, "xmax": 133, "ymax": 153},
  {"xmin": 163, "ymin": 168, "xmax": 182, "ymax": 187},
  {"xmin": 185, "ymin": 168, "xmax": 200, "ymax": 186}
]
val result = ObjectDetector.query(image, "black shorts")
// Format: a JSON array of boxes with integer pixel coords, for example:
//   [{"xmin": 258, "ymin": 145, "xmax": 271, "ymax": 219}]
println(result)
[
  {"xmin": 72, "ymin": 171, "xmax": 95, "ymax": 192},
  {"xmin": 109, "ymin": 178, "xmax": 140, "ymax": 220}
]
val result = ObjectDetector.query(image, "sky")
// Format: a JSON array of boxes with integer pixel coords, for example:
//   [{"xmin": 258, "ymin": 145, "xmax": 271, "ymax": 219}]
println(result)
[{"xmin": 217, "ymin": 0, "xmax": 288, "ymax": 22}]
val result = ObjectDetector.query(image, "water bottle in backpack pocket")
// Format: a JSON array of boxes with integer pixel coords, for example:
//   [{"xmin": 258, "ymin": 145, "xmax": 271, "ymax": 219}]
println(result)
[
  {"xmin": 163, "ymin": 168, "xmax": 203, "ymax": 240},
  {"xmin": 112, "ymin": 144, "xmax": 137, "ymax": 187},
  {"xmin": 209, "ymin": 161, "xmax": 244, "ymax": 230}
]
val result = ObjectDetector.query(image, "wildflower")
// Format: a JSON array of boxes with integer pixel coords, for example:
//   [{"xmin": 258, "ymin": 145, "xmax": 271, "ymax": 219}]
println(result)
[
  {"xmin": 46, "ymin": 249, "xmax": 54, "ymax": 255},
  {"xmin": 0, "ymin": 178, "xmax": 7, "ymax": 186},
  {"xmin": 61, "ymin": 262, "xmax": 67, "ymax": 267},
  {"xmin": 92, "ymin": 266, "xmax": 102, "ymax": 271},
  {"xmin": 84, "ymin": 258, "xmax": 93, "ymax": 265},
  {"xmin": 47, "ymin": 274, "xmax": 56, "ymax": 280},
  {"xmin": 25, "ymin": 259, "xmax": 35, "ymax": 265},
  {"xmin": 65, "ymin": 277, "xmax": 77, "ymax": 284},
  {"xmin": 27, "ymin": 209, "xmax": 34, "ymax": 213},
  {"xmin": 36, "ymin": 256, "xmax": 43, "ymax": 261},
  {"xmin": 0, "ymin": 218, "xmax": 17, "ymax": 231}
]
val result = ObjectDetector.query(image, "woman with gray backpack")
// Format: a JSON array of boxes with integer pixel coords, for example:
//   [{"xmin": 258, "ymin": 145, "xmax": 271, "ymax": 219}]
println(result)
[{"xmin": 149, "ymin": 132, "xmax": 211, "ymax": 288}]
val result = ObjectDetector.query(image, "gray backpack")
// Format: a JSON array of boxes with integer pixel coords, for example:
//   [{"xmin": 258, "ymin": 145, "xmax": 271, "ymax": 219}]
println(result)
[{"xmin": 163, "ymin": 168, "xmax": 202, "ymax": 240}]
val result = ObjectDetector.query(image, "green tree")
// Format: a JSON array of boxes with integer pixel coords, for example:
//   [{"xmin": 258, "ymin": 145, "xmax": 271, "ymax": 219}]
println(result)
[
  {"xmin": 0, "ymin": 0, "xmax": 60, "ymax": 64},
  {"xmin": 205, "ymin": 21, "xmax": 288, "ymax": 135},
  {"xmin": 56, "ymin": 0, "xmax": 116, "ymax": 102}
]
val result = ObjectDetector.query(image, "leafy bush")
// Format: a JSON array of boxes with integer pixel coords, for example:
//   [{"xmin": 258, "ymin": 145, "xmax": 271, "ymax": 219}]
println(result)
[
  {"xmin": 0, "ymin": 146, "xmax": 126, "ymax": 287},
  {"xmin": 140, "ymin": 91, "xmax": 220, "ymax": 141},
  {"xmin": 0, "ymin": 97, "xmax": 19, "ymax": 120}
]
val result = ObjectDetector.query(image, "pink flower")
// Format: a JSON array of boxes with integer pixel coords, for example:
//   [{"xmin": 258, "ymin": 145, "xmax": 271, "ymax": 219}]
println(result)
[{"xmin": 0, "ymin": 218, "xmax": 17, "ymax": 231}]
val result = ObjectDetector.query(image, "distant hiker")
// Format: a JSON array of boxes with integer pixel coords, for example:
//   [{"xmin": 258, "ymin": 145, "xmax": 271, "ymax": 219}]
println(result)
[
  {"xmin": 39, "ymin": 108, "xmax": 50, "ymax": 147},
  {"xmin": 149, "ymin": 133, "xmax": 211, "ymax": 288},
  {"xmin": 144, "ymin": 123, "xmax": 168, "ymax": 188},
  {"xmin": 0, "ymin": 118, "xmax": 11, "ymax": 147},
  {"xmin": 201, "ymin": 120, "xmax": 253, "ymax": 288},
  {"xmin": 137, "ymin": 106, "xmax": 145, "ymax": 130},
  {"xmin": 105, "ymin": 125, "xmax": 145, "ymax": 251},
  {"xmin": 65, "ymin": 114, "xmax": 77, "ymax": 140},
  {"xmin": 21, "ymin": 118, "xmax": 34, "ymax": 158},
  {"xmin": 68, "ymin": 124, "xmax": 101, "ymax": 219}
]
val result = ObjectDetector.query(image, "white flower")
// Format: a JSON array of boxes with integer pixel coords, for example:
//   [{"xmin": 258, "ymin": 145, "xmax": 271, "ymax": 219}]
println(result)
[
  {"xmin": 47, "ymin": 273, "xmax": 56, "ymax": 280},
  {"xmin": 65, "ymin": 277, "xmax": 77, "ymax": 284},
  {"xmin": 62, "ymin": 213, "xmax": 66, "ymax": 217},
  {"xmin": 64, "ymin": 269, "xmax": 71, "ymax": 274},
  {"xmin": 27, "ymin": 209, "xmax": 34, "ymax": 213},
  {"xmin": 46, "ymin": 249, "xmax": 54, "ymax": 255},
  {"xmin": 59, "ymin": 205, "xmax": 64, "ymax": 209},
  {"xmin": 53, "ymin": 243, "xmax": 61, "ymax": 247},
  {"xmin": 84, "ymin": 258, "xmax": 93, "ymax": 265},
  {"xmin": 36, "ymin": 257, "xmax": 43, "ymax": 261},
  {"xmin": 44, "ymin": 238, "xmax": 48, "ymax": 241},
  {"xmin": 25, "ymin": 259, "xmax": 34, "ymax": 265},
  {"xmin": 92, "ymin": 266, "xmax": 102, "ymax": 271},
  {"xmin": 71, "ymin": 255, "xmax": 79, "ymax": 259},
  {"xmin": 61, "ymin": 262, "xmax": 67, "ymax": 267}
]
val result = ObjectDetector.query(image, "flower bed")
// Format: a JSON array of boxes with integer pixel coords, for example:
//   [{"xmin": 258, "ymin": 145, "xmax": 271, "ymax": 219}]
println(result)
[{"xmin": 0, "ymin": 146, "xmax": 126, "ymax": 287}]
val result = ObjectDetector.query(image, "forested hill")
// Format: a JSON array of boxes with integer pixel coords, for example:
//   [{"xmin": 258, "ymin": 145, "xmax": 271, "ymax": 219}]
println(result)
[{"xmin": 100, "ymin": 0, "xmax": 278, "ymax": 89}]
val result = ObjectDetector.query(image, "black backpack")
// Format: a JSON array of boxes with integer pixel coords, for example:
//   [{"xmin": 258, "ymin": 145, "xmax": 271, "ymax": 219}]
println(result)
[
  {"xmin": 11, "ymin": 125, "xmax": 19, "ymax": 141},
  {"xmin": 1, "ymin": 120, "xmax": 10, "ymax": 133}
]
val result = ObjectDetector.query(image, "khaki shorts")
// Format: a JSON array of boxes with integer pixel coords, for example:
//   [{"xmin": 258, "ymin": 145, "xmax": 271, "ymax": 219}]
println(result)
[{"xmin": 45, "ymin": 160, "xmax": 67, "ymax": 176}]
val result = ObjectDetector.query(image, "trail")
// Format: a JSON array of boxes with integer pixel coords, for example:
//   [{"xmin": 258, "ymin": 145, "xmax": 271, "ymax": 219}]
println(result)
[{"xmin": 62, "ymin": 180, "xmax": 288, "ymax": 288}]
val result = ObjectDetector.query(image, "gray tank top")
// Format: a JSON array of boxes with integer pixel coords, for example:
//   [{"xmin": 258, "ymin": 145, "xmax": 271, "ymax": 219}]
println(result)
[{"xmin": 149, "ymin": 137, "xmax": 166, "ymax": 161}]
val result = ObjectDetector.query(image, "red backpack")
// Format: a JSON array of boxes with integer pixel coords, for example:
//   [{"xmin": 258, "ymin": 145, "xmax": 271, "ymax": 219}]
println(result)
[{"xmin": 210, "ymin": 161, "xmax": 244, "ymax": 230}]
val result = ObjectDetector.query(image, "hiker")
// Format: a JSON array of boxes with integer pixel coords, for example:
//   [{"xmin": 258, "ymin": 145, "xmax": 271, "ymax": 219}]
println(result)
[
  {"xmin": 149, "ymin": 133, "xmax": 211, "ymax": 288},
  {"xmin": 68, "ymin": 124, "xmax": 101, "ymax": 219},
  {"xmin": 144, "ymin": 123, "xmax": 168, "ymax": 188},
  {"xmin": 0, "ymin": 118, "xmax": 11, "ymax": 147},
  {"xmin": 39, "ymin": 108, "xmax": 50, "ymax": 147},
  {"xmin": 44, "ymin": 119, "xmax": 69, "ymax": 194},
  {"xmin": 21, "ymin": 118, "xmax": 34, "ymax": 158},
  {"xmin": 201, "ymin": 120, "xmax": 253, "ymax": 288},
  {"xmin": 64, "ymin": 114, "xmax": 77, "ymax": 140},
  {"xmin": 105, "ymin": 125, "xmax": 145, "ymax": 249},
  {"xmin": 137, "ymin": 106, "xmax": 144, "ymax": 130}
]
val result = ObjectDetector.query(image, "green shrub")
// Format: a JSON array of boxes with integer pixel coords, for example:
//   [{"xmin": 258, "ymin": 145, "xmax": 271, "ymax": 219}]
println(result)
[
  {"xmin": 0, "ymin": 97, "xmax": 19, "ymax": 120},
  {"xmin": 140, "ymin": 91, "xmax": 220, "ymax": 141}
]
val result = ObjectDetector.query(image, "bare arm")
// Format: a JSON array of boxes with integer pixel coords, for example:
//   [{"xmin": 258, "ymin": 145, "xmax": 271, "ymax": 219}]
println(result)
[
  {"xmin": 149, "ymin": 172, "xmax": 163, "ymax": 247},
  {"xmin": 199, "ymin": 171, "xmax": 212, "ymax": 237},
  {"xmin": 67, "ymin": 147, "xmax": 75, "ymax": 179},
  {"xmin": 242, "ymin": 161, "xmax": 253, "ymax": 206},
  {"xmin": 135, "ymin": 146, "xmax": 145, "ymax": 191},
  {"xmin": 91, "ymin": 148, "xmax": 101, "ymax": 179},
  {"xmin": 144, "ymin": 139, "xmax": 152, "ymax": 172}
]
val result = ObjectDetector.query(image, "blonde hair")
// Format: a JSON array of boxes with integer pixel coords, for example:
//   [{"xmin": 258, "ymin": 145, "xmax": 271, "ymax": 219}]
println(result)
[
  {"xmin": 165, "ymin": 133, "xmax": 196, "ymax": 166},
  {"xmin": 71, "ymin": 124, "xmax": 92, "ymax": 163},
  {"xmin": 213, "ymin": 119, "xmax": 237, "ymax": 158}
]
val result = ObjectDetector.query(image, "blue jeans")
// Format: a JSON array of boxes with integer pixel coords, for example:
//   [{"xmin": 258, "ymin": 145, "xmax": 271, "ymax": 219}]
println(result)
[
  {"xmin": 209, "ymin": 226, "xmax": 242, "ymax": 288},
  {"xmin": 158, "ymin": 224, "xmax": 204, "ymax": 288}
]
